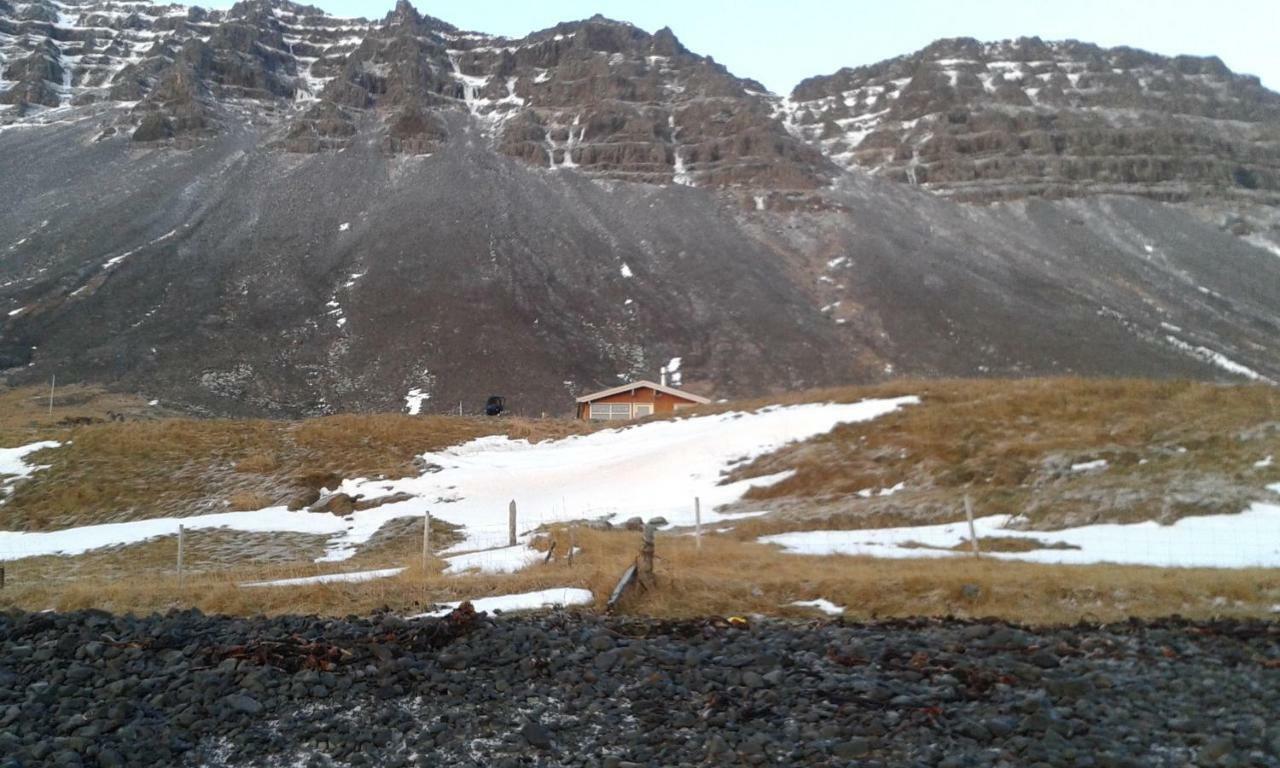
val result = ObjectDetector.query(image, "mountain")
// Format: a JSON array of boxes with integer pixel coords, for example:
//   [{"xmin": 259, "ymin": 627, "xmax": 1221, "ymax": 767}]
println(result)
[
  {"xmin": 2, "ymin": 0, "xmax": 1279, "ymax": 416},
  {"xmin": 787, "ymin": 36, "xmax": 1280, "ymax": 206}
]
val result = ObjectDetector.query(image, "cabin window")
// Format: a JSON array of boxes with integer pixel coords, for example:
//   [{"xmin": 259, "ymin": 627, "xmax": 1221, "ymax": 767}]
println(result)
[
  {"xmin": 633, "ymin": 404, "xmax": 654, "ymax": 417},
  {"xmin": 590, "ymin": 403, "xmax": 633, "ymax": 420}
]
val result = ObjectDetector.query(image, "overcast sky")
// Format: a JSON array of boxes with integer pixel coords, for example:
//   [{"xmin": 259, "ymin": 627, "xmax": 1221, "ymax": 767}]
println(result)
[{"xmin": 224, "ymin": 0, "xmax": 1280, "ymax": 95}]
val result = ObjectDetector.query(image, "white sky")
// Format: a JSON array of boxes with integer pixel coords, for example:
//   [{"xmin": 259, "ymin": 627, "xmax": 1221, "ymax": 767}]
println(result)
[{"xmin": 220, "ymin": 0, "xmax": 1280, "ymax": 95}]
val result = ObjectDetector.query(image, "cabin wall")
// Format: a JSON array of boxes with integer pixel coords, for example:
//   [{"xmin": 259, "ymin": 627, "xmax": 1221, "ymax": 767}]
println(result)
[{"xmin": 576, "ymin": 387, "xmax": 700, "ymax": 419}]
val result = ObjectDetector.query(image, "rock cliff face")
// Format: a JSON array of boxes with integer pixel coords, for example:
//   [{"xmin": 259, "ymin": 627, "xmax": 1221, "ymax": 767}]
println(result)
[
  {"xmin": 787, "ymin": 37, "xmax": 1280, "ymax": 204},
  {"xmin": 1, "ymin": 0, "xmax": 833, "ymax": 188},
  {"xmin": 3, "ymin": 4, "xmax": 1280, "ymax": 416}
]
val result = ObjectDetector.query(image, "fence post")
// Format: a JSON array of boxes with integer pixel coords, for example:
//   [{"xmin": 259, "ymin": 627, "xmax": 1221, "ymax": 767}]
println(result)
[
  {"xmin": 639, "ymin": 522, "xmax": 656, "ymax": 589},
  {"xmin": 694, "ymin": 497, "xmax": 702, "ymax": 552},
  {"xmin": 508, "ymin": 500, "xmax": 518, "ymax": 546},
  {"xmin": 422, "ymin": 511, "xmax": 431, "ymax": 570},
  {"xmin": 964, "ymin": 495, "xmax": 980, "ymax": 559},
  {"xmin": 176, "ymin": 524, "xmax": 185, "ymax": 587},
  {"xmin": 48, "ymin": 374, "xmax": 55, "ymax": 416},
  {"xmin": 567, "ymin": 525, "xmax": 576, "ymax": 567}
]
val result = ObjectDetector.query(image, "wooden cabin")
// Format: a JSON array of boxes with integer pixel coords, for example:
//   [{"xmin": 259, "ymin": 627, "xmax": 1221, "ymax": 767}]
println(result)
[{"xmin": 575, "ymin": 380, "xmax": 710, "ymax": 421}]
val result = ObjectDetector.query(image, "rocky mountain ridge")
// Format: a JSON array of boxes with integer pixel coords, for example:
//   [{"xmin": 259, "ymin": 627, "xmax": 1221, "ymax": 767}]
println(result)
[
  {"xmin": 787, "ymin": 36, "xmax": 1280, "ymax": 205},
  {"xmin": 2, "ymin": 1, "xmax": 1280, "ymax": 416},
  {"xmin": 1, "ymin": 0, "xmax": 834, "ymax": 190},
  {"xmin": 6, "ymin": 3, "xmax": 1280, "ymax": 207}
]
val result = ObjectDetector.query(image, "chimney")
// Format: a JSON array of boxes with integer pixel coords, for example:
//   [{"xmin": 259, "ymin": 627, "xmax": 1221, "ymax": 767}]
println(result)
[{"xmin": 660, "ymin": 367, "xmax": 668, "ymax": 387}]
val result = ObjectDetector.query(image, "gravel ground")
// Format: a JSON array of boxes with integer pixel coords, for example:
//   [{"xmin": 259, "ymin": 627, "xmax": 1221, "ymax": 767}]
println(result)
[{"xmin": 1, "ymin": 607, "xmax": 1278, "ymax": 767}]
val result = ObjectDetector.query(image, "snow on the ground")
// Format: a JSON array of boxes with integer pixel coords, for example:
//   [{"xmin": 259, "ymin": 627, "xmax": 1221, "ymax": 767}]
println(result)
[
  {"xmin": 1071, "ymin": 459, "xmax": 1108, "ymax": 472},
  {"xmin": 857, "ymin": 481, "xmax": 905, "ymax": 498},
  {"xmin": 762, "ymin": 485, "xmax": 1280, "ymax": 569},
  {"xmin": 619, "ymin": 262, "xmax": 633, "ymax": 278},
  {"xmin": 411, "ymin": 588, "xmax": 594, "ymax": 618},
  {"xmin": 339, "ymin": 222, "xmax": 350, "ymax": 232},
  {"xmin": 789, "ymin": 598, "xmax": 845, "ymax": 616},
  {"xmin": 0, "ymin": 441, "xmax": 61, "ymax": 499},
  {"xmin": 321, "ymin": 397, "xmax": 919, "ymax": 558},
  {"xmin": 0, "ymin": 399, "xmax": 917, "ymax": 562},
  {"xmin": 404, "ymin": 388, "xmax": 429, "ymax": 415},
  {"xmin": 1245, "ymin": 234, "xmax": 1280, "ymax": 259},
  {"xmin": 1257, "ymin": 456, "xmax": 1274, "ymax": 469},
  {"xmin": 443, "ymin": 543, "xmax": 543, "ymax": 574},
  {"xmin": 1165, "ymin": 335, "xmax": 1274, "ymax": 384},
  {"xmin": 0, "ymin": 509, "xmax": 350, "ymax": 561},
  {"xmin": 240, "ymin": 567, "xmax": 404, "ymax": 588}
]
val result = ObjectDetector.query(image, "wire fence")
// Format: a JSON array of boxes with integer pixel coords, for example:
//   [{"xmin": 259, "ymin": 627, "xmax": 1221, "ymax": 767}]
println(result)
[{"xmin": 2, "ymin": 493, "xmax": 1279, "ymax": 591}]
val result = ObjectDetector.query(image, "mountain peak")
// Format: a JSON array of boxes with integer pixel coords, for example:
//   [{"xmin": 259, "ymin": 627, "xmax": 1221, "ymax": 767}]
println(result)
[{"xmin": 786, "ymin": 36, "xmax": 1280, "ymax": 204}]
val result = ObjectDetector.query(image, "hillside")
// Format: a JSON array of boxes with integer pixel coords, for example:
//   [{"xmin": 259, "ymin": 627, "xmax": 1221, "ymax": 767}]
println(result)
[
  {"xmin": 1, "ymin": 2, "xmax": 1280, "ymax": 415},
  {"xmin": 1, "ymin": 378, "xmax": 1278, "ymax": 622}
]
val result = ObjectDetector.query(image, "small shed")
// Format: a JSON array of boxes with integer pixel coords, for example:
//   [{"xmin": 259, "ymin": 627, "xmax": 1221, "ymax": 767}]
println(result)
[{"xmin": 575, "ymin": 380, "xmax": 710, "ymax": 421}]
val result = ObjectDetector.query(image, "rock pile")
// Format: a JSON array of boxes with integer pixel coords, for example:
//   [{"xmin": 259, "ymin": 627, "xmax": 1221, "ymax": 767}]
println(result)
[{"xmin": 1, "ymin": 609, "xmax": 1277, "ymax": 766}]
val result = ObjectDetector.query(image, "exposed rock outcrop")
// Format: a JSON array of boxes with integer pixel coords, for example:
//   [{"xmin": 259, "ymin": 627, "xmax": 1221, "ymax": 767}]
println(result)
[{"xmin": 787, "ymin": 37, "xmax": 1280, "ymax": 203}]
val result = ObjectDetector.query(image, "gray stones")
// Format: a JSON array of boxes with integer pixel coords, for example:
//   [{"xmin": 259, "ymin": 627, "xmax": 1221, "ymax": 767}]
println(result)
[
  {"xmin": 593, "ymin": 649, "xmax": 621, "ymax": 671},
  {"xmin": 223, "ymin": 693, "xmax": 263, "ymax": 715},
  {"xmin": 1030, "ymin": 649, "xmax": 1062, "ymax": 669},
  {"xmin": 833, "ymin": 738, "xmax": 871, "ymax": 759},
  {"xmin": 0, "ymin": 611, "xmax": 1277, "ymax": 767},
  {"xmin": 519, "ymin": 721, "xmax": 553, "ymax": 750}
]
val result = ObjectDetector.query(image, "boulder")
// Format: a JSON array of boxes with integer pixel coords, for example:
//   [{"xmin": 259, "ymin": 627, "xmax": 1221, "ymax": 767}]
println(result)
[
  {"xmin": 287, "ymin": 488, "xmax": 322, "ymax": 511},
  {"xmin": 353, "ymin": 492, "xmax": 415, "ymax": 511},
  {"xmin": 309, "ymin": 493, "xmax": 355, "ymax": 516}
]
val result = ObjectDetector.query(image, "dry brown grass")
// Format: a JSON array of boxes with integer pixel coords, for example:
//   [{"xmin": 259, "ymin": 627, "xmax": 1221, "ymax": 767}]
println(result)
[
  {"xmin": 3, "ymin": 377, "xmax": 1278, "ymax": 623},
  {"xmin": 227, "ymin": 491, "xmax": 281, "ymax": 512},
  {"xmin": 0, "ymin": 383, "xmax": 158, "ymax": 445},
  {"xmin": 724, "ymin": 378, "xmax": 1280, "ymax": 528},
  {"xmin": 1, "ymin": 526, "xmax": 1276, "ymax": 624},
  {"xmin": 2, "ymin": 390, "xmax": 591, "ymax": 530}
]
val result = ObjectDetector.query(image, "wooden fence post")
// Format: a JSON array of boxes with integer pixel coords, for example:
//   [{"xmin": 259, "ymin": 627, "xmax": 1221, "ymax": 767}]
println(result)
[
  {"xmin": 964, "ymin": 495, "xmax": 980, "ymax": 559},
  {"xmin": 639, "ymin": 523, "xmax": 656, "ymax": 589},
  {"xmin": 176, "ymin": 524, "xmax": 185, "ymax": 587},
  {"xmin": 567, "ymin": 525, "xmax": 576, "ymax": 567},
  {"xmin": 422, "ymin": 511, "xmax": 431, "ymax": 570},
  {"xmin": 508, "ymin": 500, "xmax": 518, "ymax": 547},
  {"xmin": 694, "ymin": 497, "xmax": 702, "ymax": 552}
]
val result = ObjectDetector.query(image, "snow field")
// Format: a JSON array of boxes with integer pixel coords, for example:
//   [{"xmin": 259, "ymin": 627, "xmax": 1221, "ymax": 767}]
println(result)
[
  {"xmin": 240, "ymin": 567, "xmax": 405, "ymax": 588},
  {"xmin": 762, "ymin": 485, "xmax": 1280, "ymax": 569},
  {"xmin": 0, "ymin": 399, "xmax": 919, "ymax": 563},
  {"xmin": 0, "ymin": 441, "xmax": 61, "ymax": 499}
]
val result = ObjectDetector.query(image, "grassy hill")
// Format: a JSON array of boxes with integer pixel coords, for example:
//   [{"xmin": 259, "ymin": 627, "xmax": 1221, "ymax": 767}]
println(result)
[{"xmin": 1, "ymin": 379, "xmax": 1277, "ymax": 622}]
